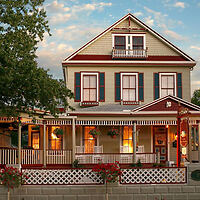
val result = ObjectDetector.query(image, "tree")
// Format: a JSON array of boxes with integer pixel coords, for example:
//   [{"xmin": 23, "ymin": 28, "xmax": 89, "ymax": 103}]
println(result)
[
  {"xmin": 0, "ymin": 0, "xmax": 73, "ymax": 117},
  {"xmin": 191, "ymin": 89, "xmax": 200, "ymax": 107}
]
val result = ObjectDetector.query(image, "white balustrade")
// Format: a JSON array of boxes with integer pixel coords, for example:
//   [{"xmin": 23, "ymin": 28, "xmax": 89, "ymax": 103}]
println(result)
[
  {"xmin": 0, "ymin": 148, "xmax": 17, "ymax": 165},
  {"xmin": 21, "ymin": 149, "xmax": 43, "ymax": 165},
  {"xmin": 46, "ymin": 149, "xmax": 72, "ymax": 164},
  {"xmin": 112, "ymin": 49, "xmax": 147, "ymax": 58}
]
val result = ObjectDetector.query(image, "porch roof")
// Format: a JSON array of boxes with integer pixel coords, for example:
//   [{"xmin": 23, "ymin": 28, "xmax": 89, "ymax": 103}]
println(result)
[{"xmin": 72, "ymin": 104, "xmax": 140, "ymax": 112}]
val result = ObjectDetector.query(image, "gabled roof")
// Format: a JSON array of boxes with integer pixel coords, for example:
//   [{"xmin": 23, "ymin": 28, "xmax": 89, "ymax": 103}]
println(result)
[
  {"xmin": 63, "ymin": 13, "xmax": 194, "ymax": 63},
  {"xmin": 132, "ymin": 95, "xmax": 200, "ymax": 113}
]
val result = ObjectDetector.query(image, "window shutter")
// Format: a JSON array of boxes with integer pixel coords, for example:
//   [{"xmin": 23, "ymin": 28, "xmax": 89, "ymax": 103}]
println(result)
[
  {"xmin": 177, "ymin": 73, "xmax": 182, "ymax": 98},
  {"xmin": 115, "ymin": 73, "xmax": 121, "ymax": 102},
  {"xmin": 75, "ymin": 72, "xmax": 81, "ymax": 102},
  {"xmin": 99, "ymin": 73, "xmax": 105, "ymax": 102},
  {"xmin": 154, "ymin": 73, "xmax": 159, "ymax": 100},
  {"xmin": 138, "ymin": 73, "xmax": 144, "ymax": 101}
]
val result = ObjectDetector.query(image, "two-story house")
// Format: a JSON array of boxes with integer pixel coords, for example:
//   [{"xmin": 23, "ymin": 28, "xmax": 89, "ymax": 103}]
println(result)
[
  {"xmin": 61, "ymin": 13, "xmax": 200, "ymax": 166},
  {"xmin": 1, "ymin": 13, "xmax": 200, "ymax": 169}
]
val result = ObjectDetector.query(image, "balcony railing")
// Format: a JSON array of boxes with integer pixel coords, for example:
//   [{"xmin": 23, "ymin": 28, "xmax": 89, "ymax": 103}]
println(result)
[{"xmin": 112, "ymin": 48, "xmax": 148, "ymax": 59}]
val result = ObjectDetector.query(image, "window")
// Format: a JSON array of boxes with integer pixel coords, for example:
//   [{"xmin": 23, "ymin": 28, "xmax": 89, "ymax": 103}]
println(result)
[
  {"xmin": 159, "ymin": 73, "xmax": 176, "ymax": 98},
  {"xmin": 48, "ymin": 126, "xmax": 63, "ymax": 150},
  {"xmin": 83, "ymin": 126, "xmax": 97, "ymax": 153},
  {"xmin": 115, "ymin": 36, "xmax": 126, "ymax": 49},
  {"xmin": 32, "ymin": 133, "xmax": 40, "ymax": 149},
  {"xmin": 121, "ymin": 73, "xmax": 138, "ymax": 102},
  {"xmin": 81, "ymin": 73, "xmax": 98, "ymax": 102},
  {"xmin": 113, "ymin": 34, "xmax": 146, "ymax": 50},
  {"xmin": 132, "ymin": 36, "xmax": 143, "ymax": 50},
  {"xmin": 122, "ymin": 126, "xmax": 133, "ymax": 153}
]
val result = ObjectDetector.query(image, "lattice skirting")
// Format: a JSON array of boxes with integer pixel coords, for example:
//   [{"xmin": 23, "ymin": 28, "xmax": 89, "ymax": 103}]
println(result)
[
  {"xmin": 120, "ymin": 167, "xmax": 187, "ymax": 184},
  {"xmin": 21, "ymin": 167, "xmax": 187, "ymax": 185},
  {"xmin": 22, "ymin": 169, "xmax": 103, "ymax": 185}
]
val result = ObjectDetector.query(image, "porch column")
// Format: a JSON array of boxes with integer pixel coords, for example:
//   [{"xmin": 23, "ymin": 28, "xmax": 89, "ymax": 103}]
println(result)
[
  {"xmin": 72, "ymin": 118, "xmax": 76, "ymax": 163},
  {"xmin": 43, "ymin": 123, "xmax": 46, "ymax": 167},
  {"xmin": 133, "ymin": 121, "xmax": 137, "ymax": 163},
  {"xmin": 18, "ymin": 122, "xmax": 22, "ymax": 167},
  {"xmin": 198, "ymin": 121, "xmax": 200, "ymax": 162}
]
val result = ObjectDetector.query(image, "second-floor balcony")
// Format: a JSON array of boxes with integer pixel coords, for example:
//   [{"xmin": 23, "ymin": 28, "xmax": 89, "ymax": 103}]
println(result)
[{"xmin": 112, "ymin": 48, "xmax": 148, "ymax": 59}]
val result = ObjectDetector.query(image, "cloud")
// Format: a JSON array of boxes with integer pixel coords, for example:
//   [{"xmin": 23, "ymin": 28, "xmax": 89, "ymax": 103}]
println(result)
[
  {"xmin": 144, "ymin": 16, "xmax": 154, "ymax": 26},
  {"xmin": 48, "ymin": 2, "xmax": 112, "ymax": 25},
  {"xmin": 133, "ymin": 12, "xmax": 143, "ymax": 17},
  {"xmin": 46, "ymin": 1, "xmax": 70, "ymax": 13},
  {"xmin": 190, "ymin": 46, "xmax": 200, "ymax": 51},
  {"xmin": 174, "ymin": 2, "xmax": 185, "ymax": 8},
  {"xmin": 36, "ymin": 42, "xmax": 74, "ymax": 79},
  {"xmin": 162, "ymin": 29, "xmax": 186, "ymax": 41},
  {"xmin": 54, "ymin": 25, "xmax": 104, "ymax": 44}
]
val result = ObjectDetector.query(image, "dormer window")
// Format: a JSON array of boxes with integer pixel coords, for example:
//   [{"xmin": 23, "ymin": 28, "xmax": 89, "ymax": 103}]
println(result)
[{"xmin": 112, "ymin": 34, "xmax": 147, "ymax": 59}]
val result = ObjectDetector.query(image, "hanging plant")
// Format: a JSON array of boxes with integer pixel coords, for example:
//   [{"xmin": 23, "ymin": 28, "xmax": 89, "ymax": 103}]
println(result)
[
  {"xmin": 54, "ymin": 128, "xmax": 64, "ymax": 137},
  {"xmin": 107, "ymin": 129, "xmax": 119, "ymax": 138},
  {"xmin": 89, "ymin": 128, "xmax": 101, "ymax": 138}
]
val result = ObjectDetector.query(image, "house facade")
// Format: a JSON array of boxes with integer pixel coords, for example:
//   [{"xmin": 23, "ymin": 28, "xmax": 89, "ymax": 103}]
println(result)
[{"xmin": 0, "ymin": 13, "xmax": 200, "ymax": 170}]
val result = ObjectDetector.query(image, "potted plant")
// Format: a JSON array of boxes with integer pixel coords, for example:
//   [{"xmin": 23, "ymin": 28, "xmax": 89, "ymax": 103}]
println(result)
[
  {"xmin": 92, "ymin": 162, "xmax": 121, "ymax": 200},
  {"xmin": 0, "ymin": 166, "xmax": 28, "ymax": 200},
  {"xmin": 107, "ymin": 129, "xmax": 119, "ymax": 138},
  {"xmin": 54, "ymin": 128, "xmax": 64, "ymax": 137},
  {"xmin": 89, "ymin": 128, "xmax": 101, "ymax": 138}
]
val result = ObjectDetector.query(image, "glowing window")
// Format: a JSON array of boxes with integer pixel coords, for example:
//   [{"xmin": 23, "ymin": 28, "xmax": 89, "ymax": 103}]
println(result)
[
  {"xmin": 83, "ymin": 126, "xmax": 96, "ymax": 153},
  {"xmin": 48, "ymin": 126, "xmax": 63, "ymax": 150},
  {"xmin": 122, "ymin": 126, "xmax": 133, "ymax": 153}
]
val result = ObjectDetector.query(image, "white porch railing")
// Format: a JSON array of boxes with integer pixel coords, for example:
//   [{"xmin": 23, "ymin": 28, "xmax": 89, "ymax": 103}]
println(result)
[
  {"xmin": 46, "ymin": 149, "xmax": 72, "ymax": 164},
  {"xmin": 21, "ymin": 149, "xmax": 43, "ymax": 165},
  {"xmin": 75, "ymin": 153, "xmax": 158, "ymax": 164},
  {"xmin": 112, "ymin": 48, "xmax": 147, "ymax": 59},
  {"xmin": 0, "ymin": 148, "xmax": 17, "ymax": 165}
]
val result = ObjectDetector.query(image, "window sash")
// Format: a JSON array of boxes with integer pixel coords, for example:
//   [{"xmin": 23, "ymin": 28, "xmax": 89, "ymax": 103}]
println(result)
[
  {"xmin": 122, "ymin": 126, "xmax": 133, "ymax": 153},
  {"xmin": 122, "ymin": 75, "xmax": 136, "ymax": 101},
  {"xmin": 160, "ymin": 75, "xmax": 175, "ymax": 97},
  {"xmin": 83, "ymin": 75, "xmax": 97, "ymax": 102},
  {"xmin": 132, "ymin": 36, "xmax": 144, "ymax": 50}
]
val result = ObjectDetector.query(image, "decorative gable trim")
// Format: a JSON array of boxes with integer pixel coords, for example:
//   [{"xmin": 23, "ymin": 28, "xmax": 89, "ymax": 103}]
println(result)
[
  {"xmin": 63, "ymin": 13, "xmax": 194, "ymax": 63},
  {"xmin": 132, "ymin": 95, "xmax": 200, "ymax": 113}
]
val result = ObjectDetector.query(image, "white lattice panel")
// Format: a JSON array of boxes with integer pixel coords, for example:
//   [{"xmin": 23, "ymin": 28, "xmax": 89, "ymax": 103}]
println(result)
[
  {"xmin": 22, "ymin": 169, "xmax": 103, "ymax": 185},
  {"xmin": 120, "ymin": 167, "xmax": 186, "ymax": 184}
]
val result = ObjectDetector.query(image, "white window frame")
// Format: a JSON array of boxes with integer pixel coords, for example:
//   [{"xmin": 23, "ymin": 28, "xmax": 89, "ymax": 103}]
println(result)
[
  {"xmin": 112, "ymin": 34, "xmax": 146, "ymax": 50},
  {"xmin": 159, "ymin": 73, "xmax": 177, "ymax": 98},
  {"xmin": 120, "ymin": 72, "xmax": 138, "ymax": 102},
  {"xmin": 81, "ymin": 72, "xmax": 99, "ymax": 102}
]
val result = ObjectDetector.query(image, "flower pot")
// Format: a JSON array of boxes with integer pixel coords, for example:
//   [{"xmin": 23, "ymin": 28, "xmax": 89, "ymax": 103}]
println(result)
[{"xmin": 112, "ymin": 135, "xmax": 116, "ymax": 139}]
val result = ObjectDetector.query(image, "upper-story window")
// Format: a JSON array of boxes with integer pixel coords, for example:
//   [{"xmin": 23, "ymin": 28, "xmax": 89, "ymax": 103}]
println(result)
[
  {"xmin": 159, "ymin": 73, "xmax": 176, "ymax": 98},
  {"xmin": 82, "ymin": 74, "xmax": 97, "ymax": 102},
  {"xmin": 81, "ymin": 73, "xmax": 98, "ymax": 103},
  {"xmin": 121, "ymin": 73, "xmax": 137, "ymax": 102},
  {"xmin": 112, "ymin": 34, "xmax": 147, "ymax": 58}
]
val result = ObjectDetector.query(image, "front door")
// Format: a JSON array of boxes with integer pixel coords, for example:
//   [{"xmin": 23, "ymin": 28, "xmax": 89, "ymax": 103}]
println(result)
[{"xmin": 153, "ymin": 126, "xmax": 168, "ymax": 163}]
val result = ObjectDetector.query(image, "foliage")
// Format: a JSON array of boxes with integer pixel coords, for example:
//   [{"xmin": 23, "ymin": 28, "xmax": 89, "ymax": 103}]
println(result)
[
  {"xmin": 72, "ymin": 159, "xmax": 80, "ymax": 168},
  {"xmin": 107, "ymin": 129, "xmax": 119, "ymax": 138},
  {"xmin": 130, "ymin": 159, "xmax": 142, "ymax": 168},
  {"xmin": 0, "ymin": 0, "xmax": 74, "ymax": 118},
  {"xmin": 191, "ymin": 89, "xmax": 200, "ymax": 107},
  {"xmin": 0, "ymin": 166, "xmax": 28, "ymax": 191},
  {"xmin": 92, "ymin": 162, "xmax": 121, "ymax": 183},
  {"xmin": 191, "ymin": 170, "xmax": 200, "ymax": 181},
  {"xmin": 153, "ymin": 162, "xmax": 165, "ymax": 167},
  {"xmin": 54, "ymin": 128, "xmax": 63, "ymax": 137},
  {"xmin": 89, "ymin": 128, "xmax": 101, "ymax": 138}
]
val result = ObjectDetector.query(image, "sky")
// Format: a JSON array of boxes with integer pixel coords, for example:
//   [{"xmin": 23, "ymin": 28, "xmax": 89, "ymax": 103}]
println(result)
[{"xmin": 37, "ymin": 0, "xmax": 200, "ymax": 94}]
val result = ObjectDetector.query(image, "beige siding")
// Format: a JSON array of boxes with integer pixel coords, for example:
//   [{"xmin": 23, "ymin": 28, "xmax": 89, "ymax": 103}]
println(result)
[
  {"xmin": 66, "ymin": 66, "xmax": 191, "ymax": 110},
  {"xmin": 79, "ymin": 18, "xmax": 180, "ymax": 56}
]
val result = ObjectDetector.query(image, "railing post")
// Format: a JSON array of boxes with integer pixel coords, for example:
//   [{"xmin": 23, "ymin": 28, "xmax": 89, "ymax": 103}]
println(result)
[
  {"xmin": 18, "ymin": 122, "xmax": 22, "ymax": 167},
  {"xmin": 72, "ymin": 118, "xmax": 76, "ymax": 163},
  {"xmin": 133, "ymin": 121, "xmax": 137, "ymax": 163},
  {"xmin": 43, "ymin": 123, "xmax": 46, "ymax": 167}
]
